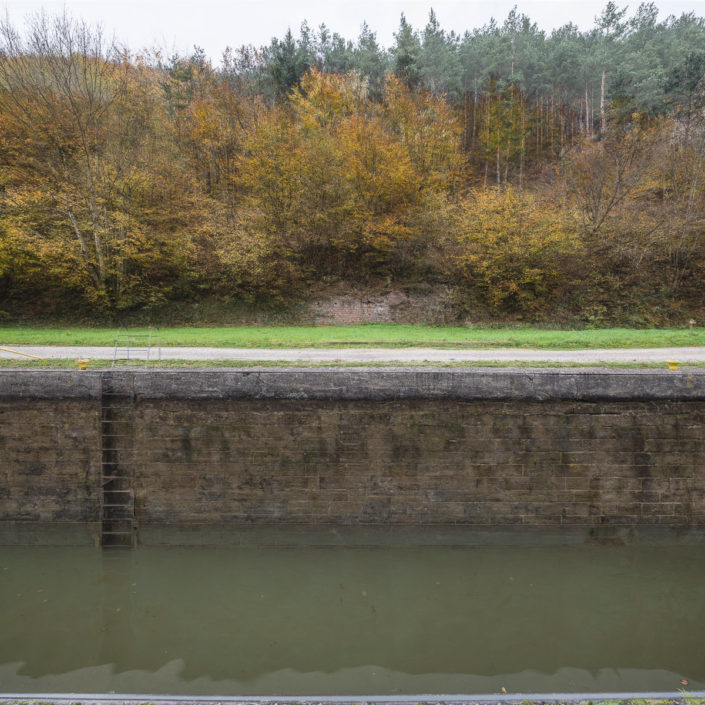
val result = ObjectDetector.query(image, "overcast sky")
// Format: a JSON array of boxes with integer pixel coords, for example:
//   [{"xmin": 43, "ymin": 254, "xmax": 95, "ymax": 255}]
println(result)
[{"xmin": 4, "ymin": 0, "xmax": 705, "ymax": 61}]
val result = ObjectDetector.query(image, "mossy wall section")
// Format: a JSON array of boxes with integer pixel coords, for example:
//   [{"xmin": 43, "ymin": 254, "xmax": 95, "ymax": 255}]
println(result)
[
  {"xmin": 0, "ymin": 399, "xmax": 101, "ymax": 523},
  {"xmin": 134, "ymin": 398, "xmax": 705, "ymax": 527},
  {"xmin": 1, "ymin": 369, "xmax": 705, "ymax": 535}
]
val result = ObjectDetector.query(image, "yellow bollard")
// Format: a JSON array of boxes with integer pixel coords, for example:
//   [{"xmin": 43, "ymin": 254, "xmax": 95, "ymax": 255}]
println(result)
[
  {"xmin": 666, "ymin": 360, "xmax": 680, "ymax": 371},
  {"xmin": 76, "ymin": 359, "xmax": 90, "ymax": 370}
]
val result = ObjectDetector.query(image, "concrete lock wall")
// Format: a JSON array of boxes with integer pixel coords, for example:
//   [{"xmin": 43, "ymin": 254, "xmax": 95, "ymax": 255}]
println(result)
[{"xmin": 1, "ymin": 368, "xmax": 705, "ymax": 542}]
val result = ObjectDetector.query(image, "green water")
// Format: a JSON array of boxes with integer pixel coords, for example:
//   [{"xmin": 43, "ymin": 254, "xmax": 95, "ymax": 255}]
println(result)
[{"xmin": 1, "ymin": 538, "xmax": 704, "ymax": 695}]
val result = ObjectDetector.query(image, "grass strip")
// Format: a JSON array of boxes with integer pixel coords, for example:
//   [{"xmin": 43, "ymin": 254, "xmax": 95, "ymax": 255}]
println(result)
[{"xmin": 0, "ymin": 324, "xmax": 704, "ymax": 349}]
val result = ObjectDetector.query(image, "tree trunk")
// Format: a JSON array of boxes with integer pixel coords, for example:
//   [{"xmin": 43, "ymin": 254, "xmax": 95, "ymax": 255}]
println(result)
[
  {"xmin": 519, "ymin": 102, "xmax": 525, "ymax": 189},
  {"xmin": 67, "ymin": 208, "xmax": 102, "ymax": 289},
  {"xmin": 537, "ymin": 96, "xmax": 541, "ymax": 160},
  {"xmin": 600, "ymin": 68, "xmax": 606, "ymax": 134}
]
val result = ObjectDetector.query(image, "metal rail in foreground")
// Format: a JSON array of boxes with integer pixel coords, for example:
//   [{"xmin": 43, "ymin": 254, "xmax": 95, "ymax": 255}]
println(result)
[{"xmin": 1, "ymin": 693, "xmax": 704, "ymax": 704}]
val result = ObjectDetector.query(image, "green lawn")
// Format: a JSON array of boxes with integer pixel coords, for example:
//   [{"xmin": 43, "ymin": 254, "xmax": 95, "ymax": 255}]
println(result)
[{"xmin": 0, "ymin": 323, "xmax": 703, "ymax": 349}]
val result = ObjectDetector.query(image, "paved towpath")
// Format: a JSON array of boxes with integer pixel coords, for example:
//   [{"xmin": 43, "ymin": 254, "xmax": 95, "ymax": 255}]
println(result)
[{"xmin": 3, "ymin": 345, "xmax": 705, "ymax": 363}]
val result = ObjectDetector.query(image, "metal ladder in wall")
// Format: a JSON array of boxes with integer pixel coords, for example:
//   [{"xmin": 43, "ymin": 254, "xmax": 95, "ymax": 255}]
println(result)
[
  {"xmin": 100, "ymin": 374, "xmax": 136, "ymax": 547},
  {"xmin": 113, "ymin": 327, "xmax": 161, "ymax": 366}
]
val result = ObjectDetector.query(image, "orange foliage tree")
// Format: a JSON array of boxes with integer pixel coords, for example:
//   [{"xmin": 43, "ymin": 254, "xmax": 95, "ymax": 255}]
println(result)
[
  {"xmin": 0, "ymin": 15, "xmax": 210, "ymax": 310},
  {"xmin": 227, "ymin": 69, "xmax": 464, "ymax": 292}
]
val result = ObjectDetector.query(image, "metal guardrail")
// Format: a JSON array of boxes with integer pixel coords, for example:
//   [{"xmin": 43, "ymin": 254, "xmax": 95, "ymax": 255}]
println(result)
[{"xmin": 113, "ymin": 326, "xmax": 161, "ymax": 366}]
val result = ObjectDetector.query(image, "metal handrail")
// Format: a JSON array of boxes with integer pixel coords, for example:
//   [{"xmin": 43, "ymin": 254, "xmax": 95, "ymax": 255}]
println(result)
[{"xmin": 112, "ymin": 326, "xmax": 161, "ymax": 366}]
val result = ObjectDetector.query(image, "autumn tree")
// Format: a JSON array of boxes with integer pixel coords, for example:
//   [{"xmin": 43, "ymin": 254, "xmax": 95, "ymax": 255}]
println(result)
[
  {"xmin": 565, "ymin": 123, "xmax": 658, "ymax": 237},
  {"xmin": 0, "ymin": 14, "xmax": 208, "ymax": 310},
  {"xmin": 0, "ymin": 14, "xmax": 136, "ymax": 304},
  {"xmin": 228, "ymin": 69, "xmax": 463, "ymax": 290},
  {"xmin": 450, "ymin": 187, "xmax": 577, "ymax": 314},
  {"xmin": 604, "ymin": 117, "xmax": 705, "ymax": 288}
]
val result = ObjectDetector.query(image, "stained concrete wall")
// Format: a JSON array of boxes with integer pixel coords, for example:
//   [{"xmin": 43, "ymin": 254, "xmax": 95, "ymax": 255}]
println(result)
[
  {"xmin": 133, "ymin": 396, "xmax": 705, "ymax": 527},
  {"xmin": 1, "ymin": 369, "xmax": 705, "ymax": 542},
  {"xmin": 0, "ymin": 398, "xmax": 101, "ymax": 524}
]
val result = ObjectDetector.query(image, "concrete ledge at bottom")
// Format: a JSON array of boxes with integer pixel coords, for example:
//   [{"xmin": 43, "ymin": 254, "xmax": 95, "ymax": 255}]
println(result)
[
  {"xmin": 135, "ymin": 523, "xmax": 705, "ymax": 547},
  {"xmin": 1, "ymin": 693, "xmax": 704, "ymax": 705},
  {"xmin": 1, "ymin": 368, "xmax": 705, "ymax": 401},
  {"xmin": 0, "ymin": 522, "xmax": 100, "ymax": 546},
  {"xmin": 4, "ymin": 523, "xmax": 705, "ymax": 547}
]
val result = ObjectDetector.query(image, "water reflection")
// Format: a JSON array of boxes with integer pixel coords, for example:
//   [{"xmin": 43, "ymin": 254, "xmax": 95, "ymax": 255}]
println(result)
[{"xmin": 1, "ymin": 538, "xmax": 703, "ymax": 694}]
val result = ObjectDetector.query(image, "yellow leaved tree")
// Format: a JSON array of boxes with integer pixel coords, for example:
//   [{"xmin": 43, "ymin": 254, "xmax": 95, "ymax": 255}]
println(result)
[
  {"xmin": 227, "ymin": 68, "xmax": 464, "ymax": 292},
  {"xmin": 451, "ymin": 187, "xmax": 578, "ymax": 314},
  {"xmin": 0, "ymin": 14, "xmax": 209, "ymax": 311}
]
